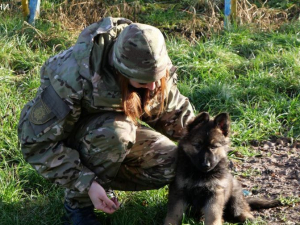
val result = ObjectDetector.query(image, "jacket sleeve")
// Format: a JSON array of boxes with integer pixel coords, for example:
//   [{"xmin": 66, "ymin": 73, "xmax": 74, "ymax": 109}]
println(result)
[
  {"xmin": 18, "ymin": 53, "xmax": 95, "ymax": 193},
  {"xmin": 143, "ymin": 71, "xmax": 195, "ymax": 141}
]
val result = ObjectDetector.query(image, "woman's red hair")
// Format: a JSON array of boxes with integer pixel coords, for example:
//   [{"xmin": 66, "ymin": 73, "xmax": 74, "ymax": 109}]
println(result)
[{"xmin": 118, "ymin": 70, "xmax": 169, "ymax": 124}]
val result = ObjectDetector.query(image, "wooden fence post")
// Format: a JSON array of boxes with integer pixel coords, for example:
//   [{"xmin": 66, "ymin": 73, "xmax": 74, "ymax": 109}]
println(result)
[
  {"xmin": 224, "ymin": 0, "xmax": 237, "ymax": 28},
  {"xmin": 22, "ymin": 0, "xmax": 40, "ymax": 25},
  {"xmin": 232, "ymin": 0, "xmax": 237, "ymax": 22},
  {"xmin": 21, "ymin": 0, "xmax": 30, "ymax": 18}
]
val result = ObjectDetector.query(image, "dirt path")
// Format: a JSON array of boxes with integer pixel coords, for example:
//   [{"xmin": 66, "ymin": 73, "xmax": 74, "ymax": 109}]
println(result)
[{"xmin": 231, "ymin": 138, "xmax": 300, "ymax": 225}]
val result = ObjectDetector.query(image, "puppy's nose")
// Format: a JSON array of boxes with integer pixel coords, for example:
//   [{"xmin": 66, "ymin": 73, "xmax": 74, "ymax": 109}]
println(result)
[{"xmin": 201, "ymin": 161, "xmax": 210, "ymax": 169}]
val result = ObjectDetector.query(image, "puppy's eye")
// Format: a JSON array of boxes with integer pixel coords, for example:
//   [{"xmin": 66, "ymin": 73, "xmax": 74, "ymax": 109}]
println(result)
[
  {"xmin": 210, "ymin": 146, "xmax": 218, "ymax": 151},
  {"xmin": 210, "ymin": 143, "xmax": 222, "ymax": 150},
  {"xmin": 193, "ymin": 143, "xmax": 202, "ymax": 149}
]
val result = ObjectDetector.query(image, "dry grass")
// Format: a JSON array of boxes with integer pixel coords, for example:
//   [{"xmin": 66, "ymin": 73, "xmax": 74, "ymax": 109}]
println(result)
[
  {"xmin": 8, "ymin": 0, "xmax": 297, "ymax": 41},
  {"xmin": 184, "ymin": 0, "xmax": 289, "ymax": 36},
  {"xmin": 51, "ymin": 0, "xmax": 142, "ymax": 32},
  {"xmin": 236, "ymin": 0, "xmax": 288, "ymax": 30}
]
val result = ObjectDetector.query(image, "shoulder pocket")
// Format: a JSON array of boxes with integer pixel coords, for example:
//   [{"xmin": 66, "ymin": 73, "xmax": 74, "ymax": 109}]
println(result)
[{"xmin": 29, "ymin": 85, "xmax": 71, "ymax": 136}]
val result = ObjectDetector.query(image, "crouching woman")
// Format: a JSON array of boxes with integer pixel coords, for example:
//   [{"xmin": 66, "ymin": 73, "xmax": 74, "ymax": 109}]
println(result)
[{"xmin": 18, "ymin": 17, "xmax": 194, "ymax": 224}]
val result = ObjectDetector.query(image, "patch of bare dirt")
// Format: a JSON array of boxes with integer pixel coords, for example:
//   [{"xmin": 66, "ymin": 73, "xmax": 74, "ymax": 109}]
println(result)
[{"xmin": 231, "ymin": 138, "xmax": 300, "ymax": 225}]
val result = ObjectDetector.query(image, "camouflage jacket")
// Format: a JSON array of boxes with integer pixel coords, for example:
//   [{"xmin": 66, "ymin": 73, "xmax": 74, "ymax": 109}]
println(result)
[{"xmin": 18, "ymin": 17, "xmax": 195, "ymax": 193}]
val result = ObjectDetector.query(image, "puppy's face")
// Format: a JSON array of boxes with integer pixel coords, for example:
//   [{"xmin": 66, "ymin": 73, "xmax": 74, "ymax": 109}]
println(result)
[{"xmin": 181, "ymin": 112, "xmax": 230, "ymax": 172}]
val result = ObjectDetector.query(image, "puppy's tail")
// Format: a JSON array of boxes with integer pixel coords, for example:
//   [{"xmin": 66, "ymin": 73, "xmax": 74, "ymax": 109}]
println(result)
[{"xmin": 246, "ymin": 197, "xmax": 282, "ymax": 210}]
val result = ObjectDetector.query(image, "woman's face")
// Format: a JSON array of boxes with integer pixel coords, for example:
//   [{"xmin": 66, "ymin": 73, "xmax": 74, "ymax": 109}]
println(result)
[{"xmin": 129, "ymin": 80, "xmax": 156, "ymax": 91}]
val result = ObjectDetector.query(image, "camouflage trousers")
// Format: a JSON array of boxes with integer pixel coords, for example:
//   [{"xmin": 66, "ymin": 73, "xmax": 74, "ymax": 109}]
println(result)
[{"xmin": 65, "ymin": 112, "xmax": 177, "ymax": 208}]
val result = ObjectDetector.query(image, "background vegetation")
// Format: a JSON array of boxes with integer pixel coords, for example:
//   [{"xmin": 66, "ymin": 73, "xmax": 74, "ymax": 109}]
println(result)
[{"xmin": 0, "ymin": 0, "xmax": 299, "ymax": 224}]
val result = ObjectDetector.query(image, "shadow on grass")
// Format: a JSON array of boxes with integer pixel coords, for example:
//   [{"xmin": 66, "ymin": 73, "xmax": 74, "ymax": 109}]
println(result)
[
  {"xmin": 0, "ymin": 188, "xmax": 168, "ymax": 225},
  {"xmin": 0, "ymin": 196, "xmax": 64, "ymax": 225},
  {"xmin": 96, "ymin": 201, "xmax": 167, "ymax": 225}
]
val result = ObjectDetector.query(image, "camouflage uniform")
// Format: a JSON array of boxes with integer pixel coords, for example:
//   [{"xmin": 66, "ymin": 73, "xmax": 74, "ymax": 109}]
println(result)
[{"xmin": 18, "ymin": 17, "xmax": 194, "ymax": 208}]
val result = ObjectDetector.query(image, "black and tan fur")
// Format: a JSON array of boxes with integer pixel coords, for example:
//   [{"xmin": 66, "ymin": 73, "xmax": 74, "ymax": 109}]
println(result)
[{"xmin": 165, "ymin": 112, "xmax": 281, "ymax": 225}]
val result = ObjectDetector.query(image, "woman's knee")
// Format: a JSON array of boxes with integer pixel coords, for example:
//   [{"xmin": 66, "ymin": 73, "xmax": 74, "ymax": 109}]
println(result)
[{"xmin": 70, "ymin": 113, "xmax": 137, "ymax": 167}]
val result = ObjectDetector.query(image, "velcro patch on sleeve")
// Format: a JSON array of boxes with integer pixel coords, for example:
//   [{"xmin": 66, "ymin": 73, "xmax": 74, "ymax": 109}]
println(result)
[
  {"xmin": 41, "ymin": 85, "xmax": 71, "ymax": 120},
  {"xmin": 29, "ymin": 97, "xmax": 55, "ymax": 125},
  {"xmin": 29, "ymin": 85, "xmax": 71, "ymax": 136}
]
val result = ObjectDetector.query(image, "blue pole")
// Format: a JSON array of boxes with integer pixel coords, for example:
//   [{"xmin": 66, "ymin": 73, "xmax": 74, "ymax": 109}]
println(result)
[
  {"xmin": 224, "ymin": 0, "xmax": 231, "ymax": 28},
  {"xmin": 28, "ymin": 0, "xmax": 41, "ymax": 25}
]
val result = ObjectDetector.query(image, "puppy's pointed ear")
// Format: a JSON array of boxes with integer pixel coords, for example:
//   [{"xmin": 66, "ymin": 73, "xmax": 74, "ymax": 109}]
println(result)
[
  {"xmin": 214, "ymin": 113, "xmax": 230, "ymax": 136},
  {"xmin": 187, "ymin": 112, "xmax": 210, "ymax": 132}
]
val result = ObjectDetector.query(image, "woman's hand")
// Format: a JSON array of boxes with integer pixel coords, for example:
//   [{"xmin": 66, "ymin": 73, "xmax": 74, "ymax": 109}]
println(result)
[{"xmin": 88, "ymin": 181, "xmax": 120, "ymax": 214}]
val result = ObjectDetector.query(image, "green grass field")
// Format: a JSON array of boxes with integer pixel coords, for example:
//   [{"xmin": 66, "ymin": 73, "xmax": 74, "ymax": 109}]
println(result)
[{"xmin": 0, "ymin": 1, "xmax": 299, "ymax": 224}]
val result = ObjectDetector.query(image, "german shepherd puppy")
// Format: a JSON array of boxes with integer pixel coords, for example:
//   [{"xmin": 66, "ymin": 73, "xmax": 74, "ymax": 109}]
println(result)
[{"xmin": 165, "ymin": 112, "xmax": 281, "ymax": 225}]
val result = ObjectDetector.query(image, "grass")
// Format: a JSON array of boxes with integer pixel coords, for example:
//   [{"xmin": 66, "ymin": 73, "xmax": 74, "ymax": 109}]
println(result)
[
  {"xmin": 168, "ymin": 26, "xmax": 300, "ymax": 144},
  {"xmin": 0, "ymin": 1, "xmax": 299, "ymax": 224}
]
